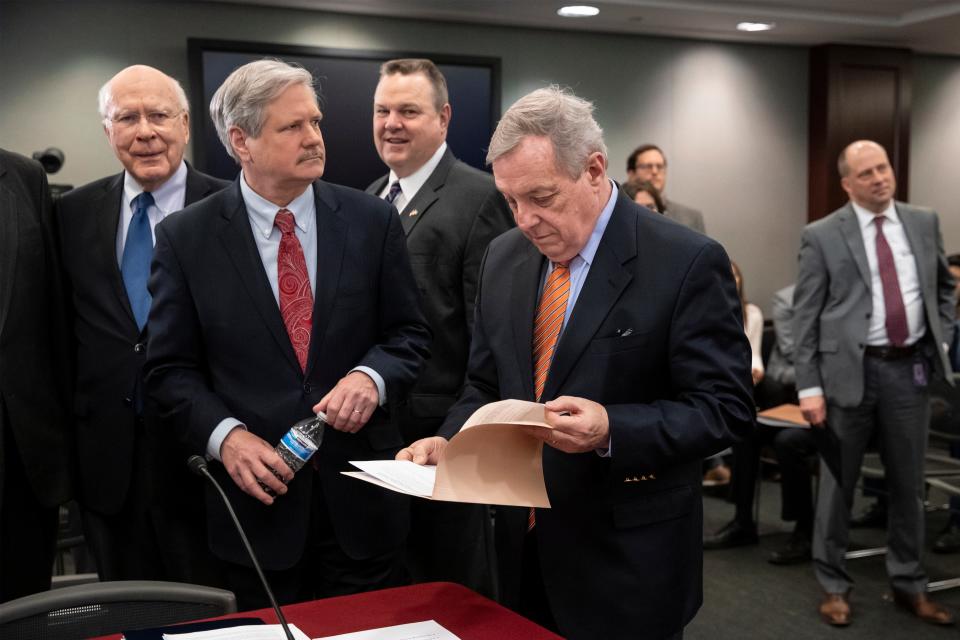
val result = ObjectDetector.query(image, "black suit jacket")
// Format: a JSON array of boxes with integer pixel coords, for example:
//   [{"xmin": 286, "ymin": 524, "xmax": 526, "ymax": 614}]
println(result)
[
  {"xmin": 0, "ymin": 149, "xmax": 73, "ymax": 507},
  {"xmin": 57, "ymin": 166, "xmax": 228, "ymax": 515},
  {"xmin": 367, "ymin": 148, "xmax": 513, "ymax": 441},
  {"xmin": 145, "ymin": 179, "xmax": 431, "ymax": 570},
  {"xmin": 439, "ymin": 192, "xmax": 754, "ymax": 639}
]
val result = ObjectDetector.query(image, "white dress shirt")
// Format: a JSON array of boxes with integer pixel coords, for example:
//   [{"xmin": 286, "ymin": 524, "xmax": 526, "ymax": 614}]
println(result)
[{"xmin": 116, "ymin": 160, "xmax": 187, "ymax": 261}]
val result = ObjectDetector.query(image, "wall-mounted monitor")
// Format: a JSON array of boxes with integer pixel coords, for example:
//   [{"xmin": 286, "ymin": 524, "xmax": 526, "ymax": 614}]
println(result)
[{"xmin": 188, "ymin": 39, "xmax": 500, "ymax": 190}]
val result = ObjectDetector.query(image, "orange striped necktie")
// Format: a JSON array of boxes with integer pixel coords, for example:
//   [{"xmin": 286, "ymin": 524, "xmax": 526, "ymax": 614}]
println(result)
[{"xmin": 532, "ymin": 261, "xmax": 570, "ymax": 402}]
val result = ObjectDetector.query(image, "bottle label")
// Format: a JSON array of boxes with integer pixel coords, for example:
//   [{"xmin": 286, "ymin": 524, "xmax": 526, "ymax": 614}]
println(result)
[{"xmin": 281, "ymin": 430, "xmax": 318, "ymax": 463}]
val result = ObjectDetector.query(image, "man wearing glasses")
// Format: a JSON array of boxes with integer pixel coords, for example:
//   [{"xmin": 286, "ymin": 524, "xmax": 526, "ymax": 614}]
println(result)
[
  {"xmin": 57, "ymin": 65, "xmax": 228, "ymax": 584},
  {"xmin": 625, "ymin": 143, "xmax": 705, "ymax": 234}
]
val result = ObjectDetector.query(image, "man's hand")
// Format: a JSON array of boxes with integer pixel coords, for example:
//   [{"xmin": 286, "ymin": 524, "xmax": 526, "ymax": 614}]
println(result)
[
  {"xmin": 397, "ymin": 437, "xmax": 448, "ymax": 465},
  {"xmin": 752, "ymin": 367, "xmax": 764, "ymax": 386},
  {"xmin": 314, "ymin": 371, "xmax": 379, "ymax": 433},
  {"xmin": 799, "ymin": 394, "xmax": 827, "ymax": 428},
  {"xmin": 529, "ymin": 396, "xmax": 610, "ymax": 453},
  {"xmin": 220, "ymin": 428, "xmax": 294, "ymax": 505}
]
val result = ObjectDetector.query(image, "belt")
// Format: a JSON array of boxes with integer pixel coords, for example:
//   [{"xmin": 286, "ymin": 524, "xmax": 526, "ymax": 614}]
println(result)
[{"xmin": 864, "ymin": 344, "xmax": 917, "ymax": 360}]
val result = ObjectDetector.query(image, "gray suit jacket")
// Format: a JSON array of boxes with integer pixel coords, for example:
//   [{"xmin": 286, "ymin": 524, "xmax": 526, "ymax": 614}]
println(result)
[
  {"xmin": 367, "ymin": 148, "xmax": 513, "ymax": 442},
  {"xmin": 663, "ymin": 197, "xmax": 705, "ymax": 234},
  {"xmin": 793, "ymin": 201, "xmax": 954, "ymax": 407}
]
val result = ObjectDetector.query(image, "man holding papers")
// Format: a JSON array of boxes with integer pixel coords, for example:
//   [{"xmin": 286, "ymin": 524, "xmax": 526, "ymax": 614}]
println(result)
[{"xmin": 400, "ymin": 86, "xmax": 753, "ymax": 640}]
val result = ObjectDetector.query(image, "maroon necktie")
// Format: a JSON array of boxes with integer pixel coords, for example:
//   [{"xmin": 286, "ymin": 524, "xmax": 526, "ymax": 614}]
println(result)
[
  {"xmin": 275, "ymin": 209, "xmax": 313, "ymax": 371},
  {"xmin": 874, "ymin": 216, "xmax": 908, "ymax": 346}
]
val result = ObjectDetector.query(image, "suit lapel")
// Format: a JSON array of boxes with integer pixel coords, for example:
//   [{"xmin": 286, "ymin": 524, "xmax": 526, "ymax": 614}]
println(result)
[
  {"xmin": 184, "ymin": 164, "xmax": 220, "ymax": 204},
  {"xmin": 897, "ymin": 203, "xmax": 929, "ymax": 292},
  {"xmin": 399, "ymin": 148, "xmax": 455, "ymax": 235},
  {"xmin": 94, "ymin": 174, "xmax": 140, "ymax": 330},
  {"xmin": 542, "ymin": 196, "xmax": 636, "ymax": 400},
  {"xmin": 838, "ymin": 204, "xmax": 871, "ymax": 291},
  {"xmin": 304, "ymin": 182, "xmax": 347, "ymax": 378},
  {"xmin": 218, "ymin": 181, "xmax": 302, "ymax": 373},
  {"xmin": 510, "ymin": 241, "xmax": 545, "ymax": 401},
  {"xmin": 0, "ymin": 162, "xmax": 18, "ymax": 339}
]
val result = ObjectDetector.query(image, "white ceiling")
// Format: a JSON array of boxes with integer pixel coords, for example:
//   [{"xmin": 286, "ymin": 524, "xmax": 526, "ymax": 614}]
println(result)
[{"xmin": 208, "ymin": 0, "xmax": 960, "ymax": 55}]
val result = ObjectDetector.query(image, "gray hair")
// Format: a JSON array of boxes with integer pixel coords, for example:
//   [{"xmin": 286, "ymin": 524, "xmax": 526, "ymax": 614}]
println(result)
[
  {"xmin": 210, "ymin": 59, "xmax": 316, "ymax": 162},
  {"xmin": 97, "ymin": 67, "xmax": 190, "ymax": 124},
  {"xmin": 486, "ymin": 85, "xmax": 607, "ymax": 178}
]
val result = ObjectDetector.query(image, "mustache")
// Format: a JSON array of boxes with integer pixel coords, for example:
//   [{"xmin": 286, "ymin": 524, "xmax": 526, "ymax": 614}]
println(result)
[{"xmin": 298, "ymin": 149, "xmax": 324, "ymax": 163}]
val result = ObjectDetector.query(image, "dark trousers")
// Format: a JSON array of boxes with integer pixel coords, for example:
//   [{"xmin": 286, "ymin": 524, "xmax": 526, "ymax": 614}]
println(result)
[
  {"xmin": 224, "ymin": 475, "xmax": 408, "ymax": 610},
  {"xmin": 81, "ymin": 430, "xmax": 224, "ymax": 587},
  {"xmin": 404, "ymin": 499, "xmax": 494, "ymax": 596},
  {"xmin": 0, "ymin": 428, "xmax": 58, "ymax": 603},
  {"xmin": 813, "ymin": 355, "xmax": 930, "ymax": 595},
  {"xmin": 730, "ymin": 423, "xmax": 816, "ymax": 530}
]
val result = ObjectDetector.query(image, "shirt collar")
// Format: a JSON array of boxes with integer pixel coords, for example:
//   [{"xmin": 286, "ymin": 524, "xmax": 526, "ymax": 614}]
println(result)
[
  {"xmin": 239, "ymin": 171, "xmax": 315, "ymax": 239},
  {"xmin": 852, "ymin": 199, "xmax": 898, "ymax": 231},
  {"xmin": 575, "ymin": 180, "xmax": 618, "ymax": 267},
  {"xmin": 123, "ymin": 160, "xmax": 187, "ymax": 214},
  {"xmin": 387, "ymin": 142, "xmax": 448, "ymax": 203}
]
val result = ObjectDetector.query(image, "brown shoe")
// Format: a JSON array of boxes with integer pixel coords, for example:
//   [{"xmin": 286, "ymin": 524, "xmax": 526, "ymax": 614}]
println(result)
[
  {"xmin": 819, "ymin": 592, "xmax": 851, "ymax": 626},
  {"xmin": 891, "ymin": 590, "xmax": 955, "ymax": 626}
]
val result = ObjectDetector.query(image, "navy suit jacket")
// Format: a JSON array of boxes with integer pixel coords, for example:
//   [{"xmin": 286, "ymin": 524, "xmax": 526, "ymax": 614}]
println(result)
[
  {"xmin": 58, "ymin": 165, "xmax": 227, "ymax": 515},
  {"xmin": 145, "ymin": 179, "xmax": 431, "ymax": 570},
  {"xmin": 439, "ymin": 191, "xmax": 754, "ymax": 639}
]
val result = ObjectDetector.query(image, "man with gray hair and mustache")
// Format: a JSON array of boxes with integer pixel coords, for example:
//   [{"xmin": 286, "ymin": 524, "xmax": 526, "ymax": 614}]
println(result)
[
  {"xmin": 400, "ymin": 86, "xmax": 753, "ymax": 639},
  {"xmin": 58, "ymin": 64, "xmax": 227, "ymax": 583},
  {"xmin": 145, "ymin": 59, "xmax": 430, "ymax": 608}
]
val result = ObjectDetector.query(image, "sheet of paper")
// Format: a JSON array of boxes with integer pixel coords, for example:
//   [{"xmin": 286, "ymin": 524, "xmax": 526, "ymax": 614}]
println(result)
[
  {"xmin": 314, "ymin": 620, "xmax": 459, "ymax": 640},
  {"xmin": 757, "ymin": 403, "xmax": 810, "ymax": 428},
  {"xmin": 163, "ymin": 623, "xmax": 310, "ymax": 640},
  {"xmin": 347, "ymin": 460, "xmax": 437, "ymax": 497},
  {"xmin": 461, "ymin": 399, "xmax": 550, "ymax": 430}
]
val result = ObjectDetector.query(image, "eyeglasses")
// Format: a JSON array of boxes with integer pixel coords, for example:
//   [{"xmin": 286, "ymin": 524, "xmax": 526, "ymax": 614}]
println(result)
[
  {"xmin": 635, "ymin": 162, "xmax": 666, "ymax": 172},
  {"xmin": 109, "ymin": 109, "xmax": 184, "ymax": 131}
]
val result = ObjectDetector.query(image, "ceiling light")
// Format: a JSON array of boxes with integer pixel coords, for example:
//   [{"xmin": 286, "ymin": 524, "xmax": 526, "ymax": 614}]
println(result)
[
  {"xmin": 737, "ymin": 21, "xmax": 775, "ymax": 32},
  {"xmin": 558, "ymin": 5, "xmax": 600, "ymax": 18}
]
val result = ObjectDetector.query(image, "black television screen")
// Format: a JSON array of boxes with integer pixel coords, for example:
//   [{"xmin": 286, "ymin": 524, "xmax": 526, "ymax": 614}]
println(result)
[{"xmin": 188, "ymin": 39, "xmax": 500, "ymax": 190}]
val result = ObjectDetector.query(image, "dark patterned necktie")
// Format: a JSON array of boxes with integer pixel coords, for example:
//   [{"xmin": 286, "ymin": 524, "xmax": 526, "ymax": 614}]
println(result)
[
  {"xmin": 275, "ymin": 209, "xmax": 313, "ymax": 371},
  {"xmin": 384, "ymin": 181, "xmax": 402, "ymax": 205},
  {"xmin": 874, "ymin": 216, "xmax": 908, "ymax": 346}
]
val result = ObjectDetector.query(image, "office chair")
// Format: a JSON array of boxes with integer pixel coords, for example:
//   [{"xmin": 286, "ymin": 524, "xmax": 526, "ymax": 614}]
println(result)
[{"xmin": 0, "ymin": 581, "xmax": 237, "ymax": 640}]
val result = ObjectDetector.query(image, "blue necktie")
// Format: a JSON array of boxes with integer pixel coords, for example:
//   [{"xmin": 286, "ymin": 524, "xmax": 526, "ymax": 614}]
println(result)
[
  {"xmin": 384, "ymin": 181, "xmax": 402, "ymax": 205},
  {"xmin": 121, "ymin": 191, "xmax": 155, "ymax": 331}
]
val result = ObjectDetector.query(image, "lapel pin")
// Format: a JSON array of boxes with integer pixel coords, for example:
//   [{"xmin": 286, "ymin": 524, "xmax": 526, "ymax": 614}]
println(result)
[{"xmin": 408, "ymin": 209, "xmax": 418, "ymax": 217}]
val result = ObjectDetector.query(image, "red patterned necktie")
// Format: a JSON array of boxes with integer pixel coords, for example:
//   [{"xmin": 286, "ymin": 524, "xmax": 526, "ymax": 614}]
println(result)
[
  {"xmin": 873, "ymin": 216, "xmax": 908, "ymax": 346},
  {"xmin": 529, "ymin": 261, "xmax": 570, "ymax": 531},
  {"xmin": 275, "ymin": 209, "xmax": 313, "ymax": 371}
]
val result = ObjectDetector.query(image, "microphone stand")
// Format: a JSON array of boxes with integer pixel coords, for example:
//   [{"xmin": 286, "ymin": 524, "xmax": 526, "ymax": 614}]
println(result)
[{"xmin": 188, "ymin": 456, "xmax": 296, "ymax": 640}]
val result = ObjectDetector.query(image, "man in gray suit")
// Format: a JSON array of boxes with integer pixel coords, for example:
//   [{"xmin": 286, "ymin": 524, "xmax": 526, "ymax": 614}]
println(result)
[
  {"xmin": 625, "ymin": 144, "xmax": 705, "ymax": 233},
  {"xmin": 367, "ymin": 58, "xmax": 513, "ymax": 594},
  {"xmin": 795, "ymin": 140, "xmax": 955, "ymax": 627}
]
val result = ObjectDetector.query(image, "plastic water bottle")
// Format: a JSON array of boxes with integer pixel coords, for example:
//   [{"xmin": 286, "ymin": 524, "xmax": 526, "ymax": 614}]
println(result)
[{"xmin": 262, "ymin": 411, "xmax": 327, "ymax": 496}]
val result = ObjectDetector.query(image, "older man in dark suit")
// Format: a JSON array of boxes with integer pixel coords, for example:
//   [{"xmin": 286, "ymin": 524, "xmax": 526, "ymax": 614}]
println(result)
[
  {"xmin": 145, "ymin": 59, "xmax": 430, "ymax": 609},
  {"xmin": 401, "ymin": 87, "xmax": 753, "ymax": 640},
  {"xmin": 58, "ymin": 65, "xmax": 228, "ymax": 584},
  {"xmin": 795, "ymin": 140, "xmax": 955, "ymax": 627},
  {"xmin": 0, "ymin": 149, "xmax": 73, "ymax": 602},
  {"xmin": 367, "ymin": 58, "xmax": 513, "ymax": 594}
]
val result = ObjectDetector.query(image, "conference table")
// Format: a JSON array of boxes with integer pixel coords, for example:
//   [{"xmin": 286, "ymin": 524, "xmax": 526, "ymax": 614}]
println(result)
[{"xmin": 94, "ymin": 581, "xmax": 563, "ymax": 639}]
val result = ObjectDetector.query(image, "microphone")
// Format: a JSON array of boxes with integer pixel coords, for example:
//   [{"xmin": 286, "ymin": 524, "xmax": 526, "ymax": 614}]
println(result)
[{"xmin": 188, "ymin": 455, "xmax": 296, "ymax": 640}]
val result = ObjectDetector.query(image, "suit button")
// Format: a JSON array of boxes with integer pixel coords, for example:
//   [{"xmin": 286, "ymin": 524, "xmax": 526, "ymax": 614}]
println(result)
[
  {"xmin": 124, "ymin": 397, "xmax": 133, "ymax": 406},
  {"xmin": 865, "ymin": 313, "xmax": 871, "ymax": 318},
  {"xmin": 858, "ymin": 343, "xmax": 864, "ymax": 349},
  {"xmin": 134, "ymin": 343, "xmax": 145, "ymax": 354},
  {"xmin": 303, "ymin": 383, "xmax": 313, "ymax": 394}
]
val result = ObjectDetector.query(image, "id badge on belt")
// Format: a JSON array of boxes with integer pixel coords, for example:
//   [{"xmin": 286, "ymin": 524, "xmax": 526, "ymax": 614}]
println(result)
[{"xmin": 913, "ymin": 356, "xmax": 929, "ymax": 388}]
